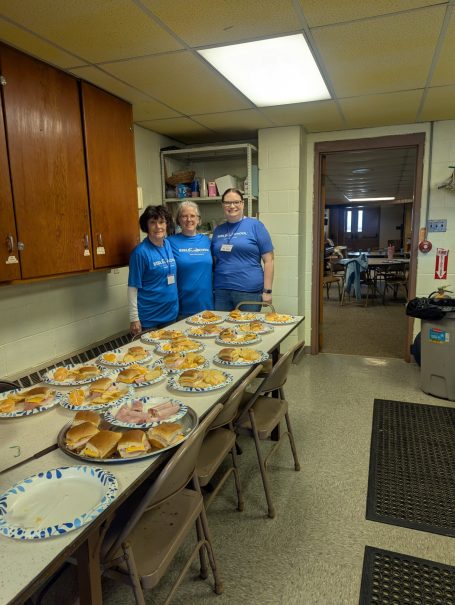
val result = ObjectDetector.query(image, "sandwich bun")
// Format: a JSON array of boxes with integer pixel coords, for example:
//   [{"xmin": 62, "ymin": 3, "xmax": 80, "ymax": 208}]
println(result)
[
  {"xmin": 89, "ymin": 377, "xmax": 113, "ymax": 393},
  {"xmin": 72, "ymin": 410, "xmax": 101, "ymax": 427},
  {"xmin": 147, "ymin": 422, "xmax": 184, "ymax": 449},
  {"xmin": 178, "ymin": 370, "xmax": 199, "ymax": 386},
  {"xmin": 77, "ymin": 365, "xmax": 100, "ymax": 378},
  {"xmin": 117, "ymin": 429, "xmax": 151, "ymax": 458},
  {"xmin": 66, "ymin": 422, "xmax": 100, "ymax": 451},
  {"xmin": 218, "ymin": 348, "xmax": 239, "ymax": 362},
  {"xmin": 23, "ymin": 386, "xmax": 54, "ymax": 404},
  {"xmin": 81, "ymin": 430, "xmax": 121, "ymax": 459},
  {"xmin": 117, "ymin": 367, "xmax": 139, "ymax": 383}
]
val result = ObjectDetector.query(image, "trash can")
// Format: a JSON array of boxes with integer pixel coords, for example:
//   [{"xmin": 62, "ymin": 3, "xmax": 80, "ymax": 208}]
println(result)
[{"xmin": 421, "ymin": 307, "xmax": 455, "ymax": 401}]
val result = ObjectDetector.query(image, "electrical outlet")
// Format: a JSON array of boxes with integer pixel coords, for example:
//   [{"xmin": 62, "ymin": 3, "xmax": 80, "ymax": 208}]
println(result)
[{"xmin": 428, "ymin": 219, "xmax": 447, "ymax": 232}]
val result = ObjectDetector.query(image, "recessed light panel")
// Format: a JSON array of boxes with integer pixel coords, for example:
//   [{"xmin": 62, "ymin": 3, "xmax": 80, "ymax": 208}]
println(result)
[{"xmin": 198, "ymin": 34, "xmax": 331, "ymax": 107}]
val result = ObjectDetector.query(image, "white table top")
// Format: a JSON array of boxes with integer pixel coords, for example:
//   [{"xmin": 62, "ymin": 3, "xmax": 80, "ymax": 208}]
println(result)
[{"xmin": 0, "ymin": 311, "xmax": 303, "ymax": 605}]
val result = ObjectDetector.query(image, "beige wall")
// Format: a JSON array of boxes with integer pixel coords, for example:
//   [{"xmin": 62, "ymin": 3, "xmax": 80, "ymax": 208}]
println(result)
[{"xmin": 0, "ymin": 126, "xmax": 175, "ymax": 379}]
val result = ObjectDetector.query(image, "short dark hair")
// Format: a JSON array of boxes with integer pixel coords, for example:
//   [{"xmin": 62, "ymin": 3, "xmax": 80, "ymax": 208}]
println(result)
[
  {"xmin": 139, "ymin": 205, "xmax": 175, "ymax": 235},
  {"xmin": 221, "ymin": 188, "xmax": 244, "ymax": 202}
]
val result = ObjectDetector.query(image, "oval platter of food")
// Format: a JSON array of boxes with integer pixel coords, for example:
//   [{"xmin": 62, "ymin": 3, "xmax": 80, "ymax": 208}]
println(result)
[
  {"xmin": 98, "ymin": 346, "xmax": 154, "ymax": 367},
  {"xmin": 213, "ymin": 348, "xmax": 269, "ymax": 367},
  {"xmin": 215, "ymin": 329, "xmax": 261, "ymax": 347},
  {"xmin": 104, "ymin": 396, "xmax": 188, "ymax": 429},
  {"xmin": 0, "ymin": 386, "xmax": 63, "ymax": 418},
  {"xmin": 141, "ymin": 329, "xmax": 185, "ymax": 344},
  {"xmin": 168, "ymin": 369, "xmax": 234, "ymax": 393},
  {"xmin": 263, "ymin": 313, "xmax": 299, "ymax": 325},
  {"xmin": 57, "ymin": 406, "xmax": 198, "ymax": 463},
  {"xmin": 60, "ymin": 378, "xmax": 133, "ymax": 412},
  {"xmin": 226, "ymin": 310, "xmax": 260, "ymax": 323},
  {"xmin": 42, "ymin": 364, "xmax": 114, "ymax": 386},
  {"xmin": 186, "ymin": 311, "xmax": 224, "ymax": 325}
]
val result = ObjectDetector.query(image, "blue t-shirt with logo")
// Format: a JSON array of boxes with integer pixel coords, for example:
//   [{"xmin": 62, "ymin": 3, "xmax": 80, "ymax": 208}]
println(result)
[
  {"xmin": 211, "ymin": 217, "xmax": 273, "ymax": 292},
  {"xmin": 128, "ymin": 238, "xmax": 178, "ymax": 328},
  {"xmin": 168, "ymin": 233, "xmax": 214, "ymax": 315}
]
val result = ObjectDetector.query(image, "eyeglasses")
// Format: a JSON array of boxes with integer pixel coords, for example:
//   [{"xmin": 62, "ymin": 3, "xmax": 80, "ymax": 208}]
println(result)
[{"xmin": 222, "ymin": 200, "xmax": 243, "ymax": 206}]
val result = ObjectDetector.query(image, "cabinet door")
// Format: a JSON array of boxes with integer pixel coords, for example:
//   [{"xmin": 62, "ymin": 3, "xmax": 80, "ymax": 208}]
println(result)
[
  {"xmin": 0, "ymin": 45, "xmax": 92, "ymax": 278},
  {"xmin": 81, "ymin": 83, "xmax": 139, "ymax": 269},
  {"xmin": 0, "ymin": 95, "xmax": 21, "ymax": 281}
]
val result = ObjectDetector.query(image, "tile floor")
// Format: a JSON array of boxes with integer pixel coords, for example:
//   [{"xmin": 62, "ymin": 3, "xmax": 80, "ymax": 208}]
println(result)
[{"xmin": 43, "ymin": 353, "xmax": 455, "ymax": 605}]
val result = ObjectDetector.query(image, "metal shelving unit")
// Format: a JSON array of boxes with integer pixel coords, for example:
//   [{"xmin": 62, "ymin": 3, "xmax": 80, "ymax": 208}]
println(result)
[{"xmin": 161, "ymin": 143, "xmax": 258, "ymax": 219}]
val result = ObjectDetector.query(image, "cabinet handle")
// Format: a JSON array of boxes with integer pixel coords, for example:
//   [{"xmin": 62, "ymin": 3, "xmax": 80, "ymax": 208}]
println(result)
[
  {"xmin": 84, "ymin": 234, "xmax": 90, "ymax": 250},
  {"xmin": 6, "ymin": 234, "xmax": 15, "ymax": 253},
  {"xmin": 17, "ymin": 241, "xmax": 25, "ymax": 251},
  {"xmin": 97, "ymin": 233, "xmax": 104, "ymax": 247}
]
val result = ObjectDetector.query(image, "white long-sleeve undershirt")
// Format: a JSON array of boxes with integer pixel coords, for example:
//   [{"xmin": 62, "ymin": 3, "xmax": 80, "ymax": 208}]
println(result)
[{"xmin": 128, "ymin": 286, "xmax": 139, "ymax": 322}]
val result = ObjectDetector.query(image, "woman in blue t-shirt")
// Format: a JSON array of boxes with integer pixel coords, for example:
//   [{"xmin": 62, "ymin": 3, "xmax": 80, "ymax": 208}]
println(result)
[
  {"xmin": 128, "ymin": 205, "xmax": 178, "ymax": 335},
  {"xmin": 211, "ymin": 188, "xmax": 274, "ymax": 311},
  {"xmin": 168, "ymin": 201, "xmax": 214, "ymax": 317}
]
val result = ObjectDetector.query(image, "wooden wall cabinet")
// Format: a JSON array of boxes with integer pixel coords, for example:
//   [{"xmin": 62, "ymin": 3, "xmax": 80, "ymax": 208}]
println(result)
[
  {"xmin": 0, "ymin": 44, "xmax": 92, "ymax": 279},
  {"xmin": 81, "ymin": 83, "xmax": 139, "ymax": 269},
  {"xmin": 0, "ymin": 44, "xmax": 139, "ymax": 283},
  {"xmin": 0, "ymin": 97, "xmax": 20, "ymax": 281}
]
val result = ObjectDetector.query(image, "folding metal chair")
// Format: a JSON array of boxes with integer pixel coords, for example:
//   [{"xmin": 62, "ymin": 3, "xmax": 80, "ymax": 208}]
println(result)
[
  {"xmin": 100, "ymin": 404, "xmax": 224, "ymax": 605},
  {"xmin": 196, "ymin": 365, "xmax": 264, "ymax": 512},
  {"xmin": 235, "ymin": 341, "xmax": 303, "ymax": 518}
]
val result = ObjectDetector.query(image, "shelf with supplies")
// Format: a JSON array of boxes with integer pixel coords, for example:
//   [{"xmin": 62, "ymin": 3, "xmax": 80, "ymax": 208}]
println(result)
[{"xmin": 161, "ymin": 143, "xmax": 258, "ymax": 224}]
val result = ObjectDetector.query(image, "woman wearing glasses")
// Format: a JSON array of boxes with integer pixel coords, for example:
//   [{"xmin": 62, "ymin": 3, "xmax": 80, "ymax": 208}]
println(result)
[
  {"xmin": 211, "ymin": 188, "xmax": 274, "ymax": 311},
  {"xmin": 128, "ymin": 205, "xmax": 178, "ymax": 335},
  {"xmin": 168, "ymin": 200, "xmax": 214, "ymax": 317}
]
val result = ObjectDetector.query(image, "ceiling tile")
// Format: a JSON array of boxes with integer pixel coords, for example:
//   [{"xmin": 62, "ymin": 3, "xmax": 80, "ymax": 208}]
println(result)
[
  {"xmin": 194, "ymin": 110, "xmax": 274, "ymax": 138},
  {"xmin": 0, "ymin": 0, "xmax": 182, "ymax": 63},
  {"xmin": 261, "ymin": 100, "xmax": 344, "ymax": 132},
  {"xmin": 102, "ymin": 51, "xmax": 253, "ymax": 115},
  {"xmin": 142, "ymin": 0, "xmax": 300, "ymax": 47},
  {"xmin": 69, "ymin": 65, "xmax": 179, "ymax": 120},
  {"xmin": 0, "ymin": 18, "xmax": 85, "ymax": 68},
  {"xmin": 137, "ymin": 117, "xmax": 226, "ymax": 145},
  {"xmin": 340, "ymin": 90, "xmax": 423, "ymax": 128},
  {"xmin": 299, "ymin": 0, "xmax": 443, "ymax": 27},
  {"xmin": 420, "ymin": 85, "xmax": 455, "ymax": 121},
  {"xmin": 431, "ymin": 10, "xmax": 455, "ymax": 86},
  {"xmin": 312, "ymin": 6, "xmax": 445, "ymax": 97}
]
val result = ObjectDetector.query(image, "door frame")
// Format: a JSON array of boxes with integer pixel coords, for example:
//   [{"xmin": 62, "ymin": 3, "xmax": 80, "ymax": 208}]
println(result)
[{"xmin": 311, "ymin": 132, "xmax": 426, "ymax": 360}]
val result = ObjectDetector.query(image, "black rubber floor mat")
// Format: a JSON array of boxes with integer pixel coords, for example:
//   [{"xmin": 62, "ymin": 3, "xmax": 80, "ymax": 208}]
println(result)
[
  {"xmin": 359, "ymin": 546, "xmax": 455, "ymax": 605},
  {"xmin": 366, "ymin": 399, "xmax": 455, "ymax": 536}
]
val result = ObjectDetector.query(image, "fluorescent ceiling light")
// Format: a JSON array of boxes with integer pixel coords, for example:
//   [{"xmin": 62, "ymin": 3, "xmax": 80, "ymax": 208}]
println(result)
[
  {"xmin": 346, "ymin": 196, "xmax": 395, "ymax": 202},
  {"xmin": 198, "ymin": 34, "xmax": 330, "ymax": 107},
  {"xmin": 352, "ymin": 168, "xmax": 371, "ymax": 174}
]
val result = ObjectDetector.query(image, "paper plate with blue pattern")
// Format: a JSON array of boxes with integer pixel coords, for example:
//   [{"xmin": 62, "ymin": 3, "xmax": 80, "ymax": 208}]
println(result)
[
  {"xmin": 0, "ymin": 387, "xmax": 63, "ymax": 418},
  {"xmin": 168, "ymin": 369, "xmax": 234, "ymax": 393},
  {"xmin": 97, "ymin": 348, "xmax": 154, "ymax": 368},
  {"xmin": 0, "ymin": 466, "xmax": 118, "ymax": 540}
]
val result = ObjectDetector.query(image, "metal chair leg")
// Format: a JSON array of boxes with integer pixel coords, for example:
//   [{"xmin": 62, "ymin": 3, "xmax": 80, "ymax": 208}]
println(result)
[
  {"xmin": 284, "ymin": 412, "xmax": 301, "ymax": 471},
  {"xmin": 249, "ymin": 409, "xmax": 276, "ymax": 518},
  {"xmin": 123, "ymin": 542, "xmax": 146, "ymax": 605},
  {"xmin": 230, "ymin": 444, "xmax": 244, "ymax": 512}
]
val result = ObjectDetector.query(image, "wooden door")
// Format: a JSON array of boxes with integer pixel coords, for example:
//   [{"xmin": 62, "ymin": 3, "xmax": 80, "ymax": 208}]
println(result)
[
  {"xmin": 0, "ymin": 95, "xmax": 21, "ymax": 281},
  {"xmin": 81, "ymin": 83, "xmax": 139, "ymax": 269},
  {"xmin": 0, "ymin": 45, "xmax": 92, "ymax": 278}
]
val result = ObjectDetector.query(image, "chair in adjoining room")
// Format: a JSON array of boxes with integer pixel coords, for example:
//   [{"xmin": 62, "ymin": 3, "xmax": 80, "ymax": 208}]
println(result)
[
  {"xmin": 235, "ymin": 342, "xmax": 302, "ymax": 519},
  {"xmin": 379, "ymin": 262, "xmax": 409, "ymax": 303},
  {"xmin": 323, "ymin": 257, "xmax": 344, "ymax": 301},
  {"xmin": 99, "ymin": 403, "xmax": 224, "ymax": 605},
  {"xmin": 196, "ymin": 365, "xmax": 264, "ymax": 512}
]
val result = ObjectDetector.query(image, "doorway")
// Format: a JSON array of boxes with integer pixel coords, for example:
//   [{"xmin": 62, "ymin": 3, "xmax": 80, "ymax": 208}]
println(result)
[{"xmin": 311, "ymin": 133, "xmax": 425, "ymax": 360}]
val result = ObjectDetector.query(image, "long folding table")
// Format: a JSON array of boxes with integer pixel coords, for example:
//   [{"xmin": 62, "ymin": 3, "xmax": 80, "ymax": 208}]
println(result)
[{"xmin": 0, "ymin": 311, "xmax": 303, "ymax": 605}]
